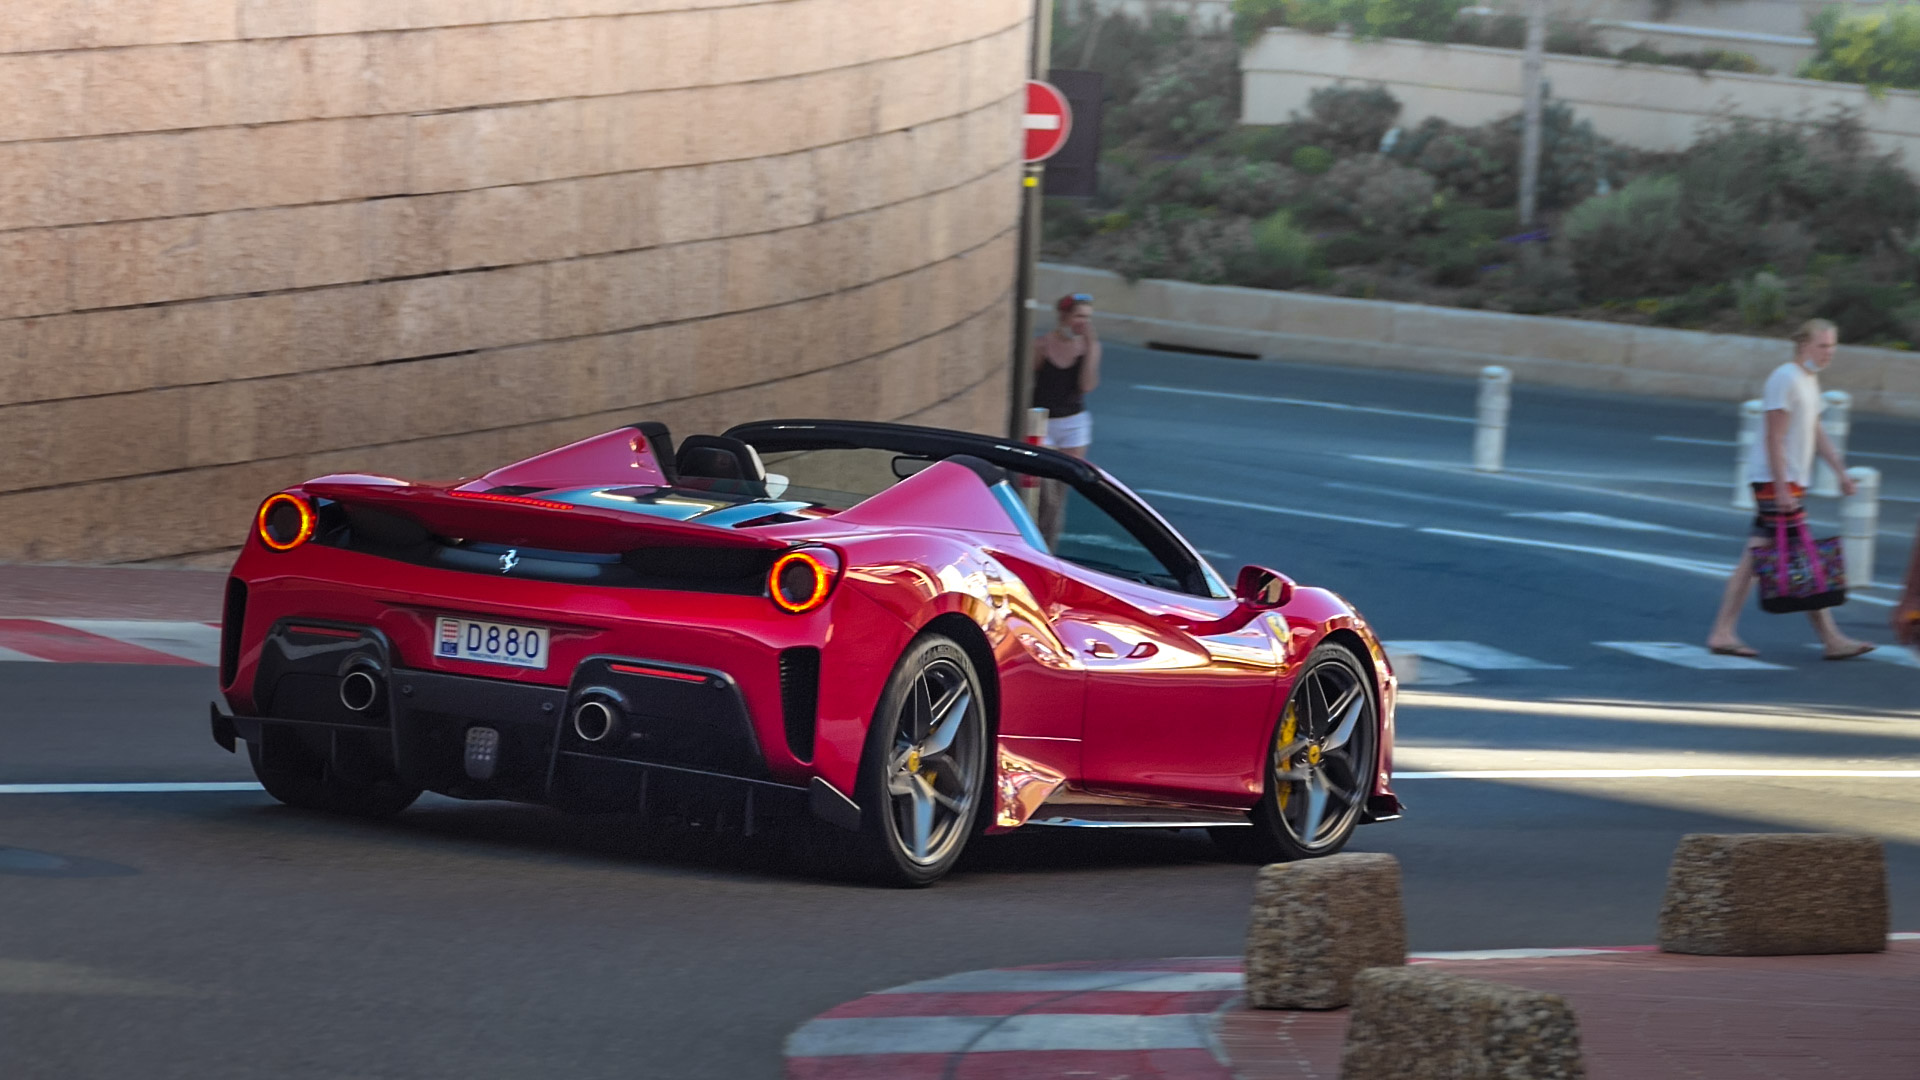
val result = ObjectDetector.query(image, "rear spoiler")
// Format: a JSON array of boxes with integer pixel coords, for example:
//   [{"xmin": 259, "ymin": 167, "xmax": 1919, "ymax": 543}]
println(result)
[{"xmin": 301, "ymin": 480, "xmax": 789, "ymax": 554}]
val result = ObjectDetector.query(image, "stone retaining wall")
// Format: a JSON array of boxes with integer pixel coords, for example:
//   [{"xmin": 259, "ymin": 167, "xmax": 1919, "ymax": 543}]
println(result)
[
  {"xmin": 1037, "ymin": 264, "xmax": 1920, "ymax": 417},
  {"xmin": 1242, "ymin": 28, "xmax": 1920, "ymax": 166},
  {"xmin": 0, "ymin": 0, "xmax": 1031, "ymax": 563}
]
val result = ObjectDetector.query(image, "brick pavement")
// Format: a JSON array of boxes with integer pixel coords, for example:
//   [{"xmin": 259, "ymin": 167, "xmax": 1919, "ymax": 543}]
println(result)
[{"xmin": 1218, "ymin": 939, "xmax": 1920, "ymax": 1080}]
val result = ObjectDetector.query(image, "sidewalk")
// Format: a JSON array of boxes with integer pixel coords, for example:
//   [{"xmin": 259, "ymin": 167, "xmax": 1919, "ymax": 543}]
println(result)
[
  {"xmin": 785, "ymin": 939, "xmax": 1920, "ymax": 1080},
  {"xmin": 0, "ymin": 564, "xmax": 226, "ymax": 621},
  {"xmin": 0, "ymin": 564, "xmax": 227, "ymax": 665}
]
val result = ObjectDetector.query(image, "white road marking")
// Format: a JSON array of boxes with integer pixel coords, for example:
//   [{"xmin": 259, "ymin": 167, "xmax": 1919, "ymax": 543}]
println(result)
[
  {"xmin": 1350, "ymin": 454, "xmax": 1747, "ymax": 514},
  {"xmin": 786, "ymin": 1013, "xmax": 1214, "ymax": 1056},
  {"xmin": 1418, "ymin": 528, "xmax": 1897, "ymax": 606},
  {"xmin": 787, "ymin": 1016, "xmax": 996, "ymax": 1056},
  {"xmin": 1418, "ymin": 527, "xmax": 1735, "ymax": 578},
  {"xmin": 1802, "ymin": 643, "xmax": 1920, "ymax": 668},
  {"xmin": 971, "ymin": 1013, "xmax": 1214, "ymax": 1053},
  {"xmin": 1654, "ymin": 435, "xmax": 1735, "ymax": 447},
  {"xmin": 0, "ymin": 783, "xmax": 262, "ymax": 794},
  {"xmin": 1413, "ymin": 947, "xmax": 1648, "ymax": 959},
  {"xmin": 1387, "ymin": 641, "xmax": 1566, "ymax": 670},
  {"xmin": 1133, "ymin": 384, "xmax": 1474, "ymax": 424},
  {"xmin": 45, "ymin": 619, "xmax": 221, "ymax": 666},
  {"xmin": 1140, "ymin": 488, "xmax": 1408, "ymax": 529},
  {"xmin": 1597, "ymin": 641, "xmax": 1792, "ymax": 671},
  {"xmin": 1851, "ymin": 448, "xmax": 1920, "ymax": 463},
  {"xmin": 1508, "ymin": 511, "xmax": 1721, "ymax": 539},
  {"xmin": 878, "ymin": 969, "xmax": 1240, "ymax": 994},
  {"xmin": 1504, "ymin": 466, "xmax": 1727, "ymax": 489},
  {"xmin": 1324, "ymin": 480, "xmax": 1513, "ymax": 512},
  {"xmin": 1398, "ymin": 769, "xmax": 1920, "ymax": 779}
]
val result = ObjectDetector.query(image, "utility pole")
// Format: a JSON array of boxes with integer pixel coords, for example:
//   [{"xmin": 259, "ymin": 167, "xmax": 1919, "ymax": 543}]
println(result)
[
  {"xmin": 1517, "ymin": 0, "xmax": 1546, "ymax": 228},
  {"xmin": 1009, "ymin": 0, "xmax": 1055, "ymax": 439}
]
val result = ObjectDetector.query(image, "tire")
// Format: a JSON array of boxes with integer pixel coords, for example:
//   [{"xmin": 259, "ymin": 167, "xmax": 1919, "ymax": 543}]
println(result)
[
  {"xmin": 1212, "ymin": 643, "xmax": 1377, "ymax": 863},
  {"xmin": 247, "ymin": 732, "xmax": 421, "ymax": 819},
  {"xmin": 847, "ymin": 635, "xmax": 989, "ymax": 887}
]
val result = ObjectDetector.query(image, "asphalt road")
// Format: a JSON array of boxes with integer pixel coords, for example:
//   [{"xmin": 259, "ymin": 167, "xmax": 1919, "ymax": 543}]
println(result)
[{"xmin": 2, "ymin": 344, "xmax": 1917, "ymax": 1079}]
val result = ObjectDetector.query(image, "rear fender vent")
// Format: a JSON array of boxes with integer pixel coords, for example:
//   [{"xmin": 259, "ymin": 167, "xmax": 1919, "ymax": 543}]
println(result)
[
  {"xmin": 779, "ymin": 647, "xmax": 821, "ymax": 763},
  {"xmin": 220, "ymin": 577, "xmax": 248, "ymax": 688}
]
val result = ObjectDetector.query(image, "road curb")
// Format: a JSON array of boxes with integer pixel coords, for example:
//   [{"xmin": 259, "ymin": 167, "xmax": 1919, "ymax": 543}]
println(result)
[{"xmin": 785, "ymin": 938, "xmax": 1920, "ymax": 1079}]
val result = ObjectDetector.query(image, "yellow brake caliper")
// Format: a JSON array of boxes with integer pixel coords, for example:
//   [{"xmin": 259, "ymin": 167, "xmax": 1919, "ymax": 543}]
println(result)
[{"xmin": 1275, "ymin": 702, "xmax": 1299, "ymax": 809}]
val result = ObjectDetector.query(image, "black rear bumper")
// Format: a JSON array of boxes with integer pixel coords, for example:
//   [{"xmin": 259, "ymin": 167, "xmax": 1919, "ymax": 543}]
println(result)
[{"xmin": 214, "ymin": 621, "xmax": 845, "ymax": 828}]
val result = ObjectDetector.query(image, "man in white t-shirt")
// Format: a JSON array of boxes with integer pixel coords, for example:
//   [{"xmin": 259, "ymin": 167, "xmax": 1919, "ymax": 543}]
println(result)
[{"xmin": 1707, "ymin": 319, "xmax": 1874, "ymax": 659}]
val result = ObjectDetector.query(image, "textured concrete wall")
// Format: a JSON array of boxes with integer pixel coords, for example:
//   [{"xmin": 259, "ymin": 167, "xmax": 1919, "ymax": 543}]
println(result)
[
  {"xmin": 1039, "ymin": 264, "xmax": 1920, "ymax": 417},
  {"xmin": 1243, "ymin": 29, "xmax": 1920, "ymax": 166},
  {"xmin": 0, "ymin": 0, "xmax": 1030, "ymax": 563}
]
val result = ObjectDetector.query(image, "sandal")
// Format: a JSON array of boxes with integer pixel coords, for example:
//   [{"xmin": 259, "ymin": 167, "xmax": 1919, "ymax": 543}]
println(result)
[
  {"xmin": 1823, "ymin": 642, "xmax": 1876, "ymax": 661},
  {"xmin": 1708, "ymin": 643, "xmax": 1759, "ymax": 658}
]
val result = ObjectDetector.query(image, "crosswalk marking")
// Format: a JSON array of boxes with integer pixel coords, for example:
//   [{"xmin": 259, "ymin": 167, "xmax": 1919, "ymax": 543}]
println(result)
[
  {"xmin": 1386, "ymin": 641, "xmax": 1567, "ymax": 670},
  {"xmin": 1597, "ymin": 642, "xmax": 1792, "ymax": 671}
]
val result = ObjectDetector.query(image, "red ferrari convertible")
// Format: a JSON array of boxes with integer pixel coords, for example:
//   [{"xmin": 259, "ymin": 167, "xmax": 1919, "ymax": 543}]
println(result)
[{"xmin": 212, "ymin": 419, "xmax": 1399, "ymax": 885}]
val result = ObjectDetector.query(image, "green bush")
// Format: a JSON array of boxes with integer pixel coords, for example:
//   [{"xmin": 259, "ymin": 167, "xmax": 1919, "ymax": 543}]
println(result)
[
  {"xmin": 1650, "ymin": 284, "xmax": 1731, "ymax": 327},
  {"xmin": 1243, "ymin": 210, "xmax": 1323, "ymax": 287},
  {"xmin": 1322, "ymin": 232, "xmax": 1395, "ymax": 266},
  {"xmin": 1119, "ymin": 38, "xmax": 1242, "ymax": 150},
  {"xmin": 1735, "ymin": 271, "xmax": 1789, "ymax": 327},
  {"xmin": 1319, "ymin": 155, "xmax": 1436, "ymax": 236},
  {"xmin": 1817, "ymin": 265, "xmax": 1917, "ymax": 342},
  {"xmin": 1400, "ymin": 98, "xmax": 1616, "ymax": 210},
  {"xmin": 1491, "ymin": 249, "xmax": 1581, "ymax": 314},
  {"xmin": 1563, "ymin": 175, "xmax": 1685, "ymax": 299},
  {"xmin": 1231, "ymin": 0, "xmax": 1295, "ymax": 43},
  {"xmin": 1291, "ymin": 145, "xmax": 1335, "ymax": 174},
  {"xmin": 1293, "ymin": 84, "xmax": 1402, "ymax": 154},
  {"xmin": 1801, "ymin": 3, "xmax": 1920, "ymax": 91},
  {"xmin": 1051, "ymin": 2, "xmax": 1198, "ymax": 106},
  {"xmin": 1616, "ymin": 44, "xmax": 1770, "ymax": 74},
  {"xmin": 1231, "ymin": 0, "xmax": 1458, "ymax": 43}
]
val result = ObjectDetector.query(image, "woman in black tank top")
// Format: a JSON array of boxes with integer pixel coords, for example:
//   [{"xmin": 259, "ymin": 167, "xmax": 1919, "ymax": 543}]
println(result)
[
  {"xmin": 1032, "ymin": 294, "xmax": 1102, "ymax": 547},
  {"xmin": 1032, "ymin": 293, "xmax": 1101, "ymax": 453}
]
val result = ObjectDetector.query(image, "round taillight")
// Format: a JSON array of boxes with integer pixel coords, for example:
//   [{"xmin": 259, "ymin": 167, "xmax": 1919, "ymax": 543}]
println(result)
[
  {"xmin": 256, "ymin": 493, "xmax": 315, "ymax": 552},
  {"xmin": 769, "ymin": 550, "xmax": 835, "ymax": 614}
]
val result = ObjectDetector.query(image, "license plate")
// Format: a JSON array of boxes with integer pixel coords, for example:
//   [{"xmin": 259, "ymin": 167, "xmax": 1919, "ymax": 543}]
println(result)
[{"xmin": 436, "ymin": 617, "xmax": 549, "ymax": 670}]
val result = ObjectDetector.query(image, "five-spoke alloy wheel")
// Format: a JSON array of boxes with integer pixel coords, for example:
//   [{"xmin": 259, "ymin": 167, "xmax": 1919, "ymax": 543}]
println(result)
[
  {"xmin": 854, "ymin": 635, "xmax": 987, "ymax": 886},
  {"xmin": 1214, "ymin": 643, "xmax": 1377, "ymax": 862}
]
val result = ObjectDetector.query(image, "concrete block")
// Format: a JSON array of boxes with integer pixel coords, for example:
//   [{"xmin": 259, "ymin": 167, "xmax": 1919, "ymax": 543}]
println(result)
[
  {"xmin": 1658, "ymin": 833, "xmax": 1888, "ymax": 956},
  {"xmin": 1245, "ymin": 853, "xmax": 1406, "ymax": 1010},
  {"xmin": 1339, "ymin": 966, "xmax": 1585, "ymax": 1080}
]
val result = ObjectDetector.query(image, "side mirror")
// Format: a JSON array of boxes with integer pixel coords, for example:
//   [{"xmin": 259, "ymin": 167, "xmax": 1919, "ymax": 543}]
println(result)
[{"xmin": 1235, "ymin": 565, "xmax": 1294, "ymax": 609}]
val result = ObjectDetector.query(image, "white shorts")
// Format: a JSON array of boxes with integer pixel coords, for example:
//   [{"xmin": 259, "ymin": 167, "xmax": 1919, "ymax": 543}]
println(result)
[{"xmin": 1043, "ymin": 411, "xmax": 1091, "ymax": 450}]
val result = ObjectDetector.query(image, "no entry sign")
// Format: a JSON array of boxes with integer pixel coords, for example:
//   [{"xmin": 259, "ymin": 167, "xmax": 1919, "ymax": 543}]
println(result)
[{"xmin": 1023, "ymin": 80, "xmax": 1073, "ymax": 164}]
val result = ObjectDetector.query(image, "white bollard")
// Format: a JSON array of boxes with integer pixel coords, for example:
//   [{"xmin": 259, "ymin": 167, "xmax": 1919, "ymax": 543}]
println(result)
[
  {"xmin": 1022, "ymin": 406, "xmax": 1049, "ymax": 512},
  {"xmin": 1841, "ymin": 466, "xmax": 1879, "ymax": 588},
  {"xmin": 1473, "ymin": 366, "xmax": 1512, "ymax": 473},
  {"xmin": 1733, "ymin": 399, "xmax": 1763, "ymax": 510},
  {"xmin": 1814, "ymin": 390, "xmax": 1851, "ymax": 497}
]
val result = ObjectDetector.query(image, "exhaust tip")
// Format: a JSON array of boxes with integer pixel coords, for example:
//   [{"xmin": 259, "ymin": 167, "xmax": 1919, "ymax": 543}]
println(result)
[
  {"xmin": 339, "ymin": 668, "xmax": 381, "ymax": 713},
  {"xmin": 573, "ymin": 699, "xmax": 618, "ymax": 743}
]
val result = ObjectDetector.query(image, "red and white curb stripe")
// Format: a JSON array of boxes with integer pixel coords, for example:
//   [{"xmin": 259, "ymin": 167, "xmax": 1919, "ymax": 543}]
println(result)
[
  {"xmin": 0, "ymin": 619, "xmax": 219, "ymax": 666},
  {"xmin": 785, "ymin": 958, "xmax": 1241, "ymax": 1079},
  {"xmin": 786, "ymin": 940, "xmax": 1920, "ymax": 1078}
]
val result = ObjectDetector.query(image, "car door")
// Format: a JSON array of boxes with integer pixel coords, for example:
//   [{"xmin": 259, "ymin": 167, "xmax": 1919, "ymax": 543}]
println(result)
[{"xmin": 1042, "ymin": 481, "xmax": 1285, "ymax": 805}]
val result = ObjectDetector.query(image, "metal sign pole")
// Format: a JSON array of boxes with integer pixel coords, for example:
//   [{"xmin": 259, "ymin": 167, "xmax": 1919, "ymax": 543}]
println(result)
[{"xmin": 1009, "ymin": 0, "xmax": 1055, "ymax": 439}]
